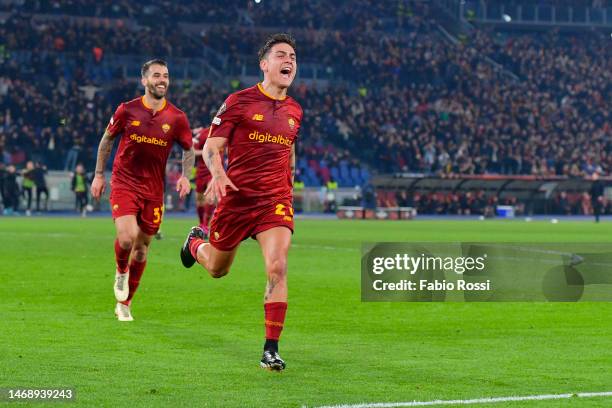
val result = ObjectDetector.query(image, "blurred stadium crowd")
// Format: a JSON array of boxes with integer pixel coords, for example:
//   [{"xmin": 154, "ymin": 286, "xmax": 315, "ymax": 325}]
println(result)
[
  {"xmin": 0, "ymin": 0, "xmax": 609, "ymax": 215},
  {"xmin": 374, "ymin": 188, "xmax": 612, "ymax": 216}
]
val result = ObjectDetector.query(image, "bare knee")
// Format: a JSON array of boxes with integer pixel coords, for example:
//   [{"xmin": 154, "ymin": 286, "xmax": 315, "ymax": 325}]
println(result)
[
  {"xmin": 132, "ymin": 244, "xmax": 149, "ymax": 262},
  {"xmin": 266, "ymin": 258, "xmax": 287, "ymax": 282},
  {"xmin": 117, "ymin": 233, "xmax": 136, "ymax": 250},
  {"xmin": 208, "ymin": 266, "xmax": 229, "ymax": 279},
  {"xmin": 200, "ymin": 243, "xmax": 235, "ymax": 279}
]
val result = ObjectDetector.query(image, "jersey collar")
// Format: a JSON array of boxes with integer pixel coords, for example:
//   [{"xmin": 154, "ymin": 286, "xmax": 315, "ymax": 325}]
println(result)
[
  {"xmin": 257, "ymin": 83, "xmax": 287, "ymax": 101},
  {"xmin": 141, "ymin": 96, "xmax": 167, "ymax": 112}
]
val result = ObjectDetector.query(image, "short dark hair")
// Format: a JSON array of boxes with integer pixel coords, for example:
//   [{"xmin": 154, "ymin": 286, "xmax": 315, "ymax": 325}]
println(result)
[
  {"xmin": 258, "ymin": 33, "xmax": 296, "ymax": 61},
  {"xmin": 141, "ymin": 59, "xmax": 168, "ymax": 77}
]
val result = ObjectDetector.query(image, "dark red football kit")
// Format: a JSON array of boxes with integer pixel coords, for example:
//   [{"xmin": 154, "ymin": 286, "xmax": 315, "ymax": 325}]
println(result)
[
  {"xmin": 208, "ymin": 83, "xmax": 303, "ymax": 250},
  {"xmin": 106, "ymin": 96, "xmax": 192, "ymax": 235}
]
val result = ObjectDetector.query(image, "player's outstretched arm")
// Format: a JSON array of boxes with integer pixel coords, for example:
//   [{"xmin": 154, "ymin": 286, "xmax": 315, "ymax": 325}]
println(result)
[
  {"xmin": 90, "ymin": 130, "xmax": 116, "ymax": 200},
  {"xmin": 203, "ymin": 136, "xmax": 238, "ymax": 203},
  {"xmin": 176, "ymin": 147, "xmax": 195, "ymax": 198}
]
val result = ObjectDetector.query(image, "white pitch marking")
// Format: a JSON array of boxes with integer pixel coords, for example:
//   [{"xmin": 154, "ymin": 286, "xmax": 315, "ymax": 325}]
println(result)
[
  {"xmin": 310, "ymin": 391, "xmax": 612, "ymax": 408},
  {"xmin": 292, "ymin": 243, "xmax": 357, "ymax": 252}
]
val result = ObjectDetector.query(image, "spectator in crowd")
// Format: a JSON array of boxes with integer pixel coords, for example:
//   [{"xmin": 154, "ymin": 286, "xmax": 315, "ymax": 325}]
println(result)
[
  {"xmin": 21, "ymin": 160, "xmax": 35, "ymax": 216},
  {"xmin": 71, "ymin": 163, "xmax": 89, "ymax": 216},
  {"xmin": 3, "ymin": 165, "xmax": 20, "ymax": 215},
  {"xmin": 33, "ymin": 161, "xmax": 49, "ymax": 212},
  {"xmin": 554, "ymin": 191, "xmax": 572, "ymax": 215},
  {"xmin": 590, "ymin": 172, "xmax": 605, "ymax": 223},
  {"xmin": 362, "ymin": 183, "xmax": 377, "ymax": 210},
  {"xmin": 396, "ymin": 190, "xmax": 413, "ymax": 207}
]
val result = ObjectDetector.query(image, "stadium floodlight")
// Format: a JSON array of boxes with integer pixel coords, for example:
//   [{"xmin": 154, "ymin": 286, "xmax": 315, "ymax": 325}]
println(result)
[{"xmin": 502, "ymin": 14, "xmax": 512, "ymax": 22}]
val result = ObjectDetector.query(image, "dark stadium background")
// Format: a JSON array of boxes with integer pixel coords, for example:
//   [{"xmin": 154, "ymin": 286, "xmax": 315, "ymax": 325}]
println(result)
[
  {"xmin": 0, "ymin": 0, "xmax": 609, "ymax": 218},
  {"xmin": 2, "ymin": 2, "xmax": 612, "ymax": 408}
]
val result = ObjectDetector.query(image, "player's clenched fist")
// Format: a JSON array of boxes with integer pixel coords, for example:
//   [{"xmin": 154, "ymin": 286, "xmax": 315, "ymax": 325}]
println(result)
[{"xmin": 90, "ymin": 174, "xmax": 106, "ymax": 199}]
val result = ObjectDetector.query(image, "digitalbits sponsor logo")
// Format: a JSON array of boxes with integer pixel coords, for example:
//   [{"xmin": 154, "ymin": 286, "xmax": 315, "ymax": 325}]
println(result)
[
  {"xmin": 129, "ymin": 133, "xmax": 168, "ymax": 147},
  {"xmin": 248, "ymin": 130, "xmax": 293, "ymax": 146}
]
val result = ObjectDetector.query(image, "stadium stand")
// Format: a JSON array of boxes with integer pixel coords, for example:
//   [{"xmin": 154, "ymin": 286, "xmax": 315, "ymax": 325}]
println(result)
[{"xmin": 0, "ymin": 0, "xmax": 609, "ymax": 214}]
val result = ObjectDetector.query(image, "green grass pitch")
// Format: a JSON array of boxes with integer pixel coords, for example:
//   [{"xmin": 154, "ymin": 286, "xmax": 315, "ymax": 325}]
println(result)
[{"xmin": 1, "ymin": 217, "xmax": 612, "ymax": 407}]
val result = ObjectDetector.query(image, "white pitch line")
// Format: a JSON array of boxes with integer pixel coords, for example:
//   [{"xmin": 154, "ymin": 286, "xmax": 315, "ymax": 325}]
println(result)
[
  {"xmin": 310, "ymin": 391, "xmax": 612, "ymax": 408},
  {"xmin": 292, "ymin": 243, "xmax": 358, "ymax": 252}
]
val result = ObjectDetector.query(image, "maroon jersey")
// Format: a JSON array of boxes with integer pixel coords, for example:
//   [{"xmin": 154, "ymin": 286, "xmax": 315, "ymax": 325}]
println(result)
[
  {"xmin": 209, "ymin": 83, "xmax": 303, "ymax": 207},
  {"xmin": 195, "ymin": 127, "xmax": 211, "ymax": 182},
  {"xmin": 106, "ymin": 97, "xmax": 192, "ymax": 200}
]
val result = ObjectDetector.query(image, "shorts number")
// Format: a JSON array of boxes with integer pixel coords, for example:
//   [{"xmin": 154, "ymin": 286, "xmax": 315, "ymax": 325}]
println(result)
[
  {"xmin": 275, "ymin": 204, "xmax": 294, "ymax": 217},
  {"xmin": 153, "ymin": 207, "xmax": 162, "ymax": 224}
]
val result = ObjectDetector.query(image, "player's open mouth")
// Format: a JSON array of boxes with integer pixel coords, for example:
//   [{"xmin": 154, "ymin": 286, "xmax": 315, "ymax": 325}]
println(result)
[
  {"xmin": 156, "ymin": 85, "xmax": 166, "ymax": 90},
  {"xmin": 280, "ymin": 67, "xmax": 292, "ymax": 79}
]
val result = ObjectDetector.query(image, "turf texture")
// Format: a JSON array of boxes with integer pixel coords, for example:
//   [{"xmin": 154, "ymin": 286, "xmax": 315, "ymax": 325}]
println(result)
[{"xmin": 1, "ymin": 217, "xmax": 611, "ymax": 407}]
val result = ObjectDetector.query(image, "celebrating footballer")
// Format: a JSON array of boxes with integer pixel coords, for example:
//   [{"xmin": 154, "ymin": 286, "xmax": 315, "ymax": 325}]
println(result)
[
  {"xmin": 180, "ymin": 33, "xmax": 302, "ymax": 371},
  {"xmin": 91, "ymin": 59, "xmax": 195, "ymax": 322}
]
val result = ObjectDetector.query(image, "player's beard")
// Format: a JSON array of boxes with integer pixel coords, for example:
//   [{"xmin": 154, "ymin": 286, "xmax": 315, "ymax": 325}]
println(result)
[{"xmin": 147, "ymin": 82, "xmax": 167, "ymax": 99}]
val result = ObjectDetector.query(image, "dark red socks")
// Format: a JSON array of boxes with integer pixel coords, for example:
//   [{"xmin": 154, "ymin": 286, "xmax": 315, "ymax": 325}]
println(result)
[
  {"xmin": 264, "ymin": 302, "xmax": 287, "ymax": 349},
  {"xmin": 121, "ymin": 259, "xmax": 146, "ymax": 305},
  {"xmin": 189, "ymin": 238, "xmax": 205, "ymax": 261},
  {"xmin": 114, "ymin": 239, "xmax": 131, "ymax": 273}
]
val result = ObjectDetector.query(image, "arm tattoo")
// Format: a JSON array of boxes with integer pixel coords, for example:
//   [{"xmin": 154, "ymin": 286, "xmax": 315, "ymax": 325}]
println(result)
[
  {"xmin": 94, "ymin": 130, "xmax": 114, "ymax": 176},
  {"xmin": 204, "ymin": 145, "xmax": 225, "ymax": 178},
  {"xmin": 181, "ymin": 147, "xmax": 195, "ymax": 178},
  {"xmin": 204, "ymin": 149, "xmax": 215, "ymax": 170}
]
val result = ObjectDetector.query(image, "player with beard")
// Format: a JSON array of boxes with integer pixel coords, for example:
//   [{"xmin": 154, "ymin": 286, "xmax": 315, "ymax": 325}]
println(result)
[
  {"xmin": 180, "ymin": 34, "xmax": 302, "ymax": 370},
  {"xmin": 91, "ymin": 59, "xmax": 195, "ymax": 321}
]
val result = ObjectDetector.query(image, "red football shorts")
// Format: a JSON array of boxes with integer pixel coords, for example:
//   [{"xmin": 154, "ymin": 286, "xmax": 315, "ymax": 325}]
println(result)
[
  {"xmin": 209, "ymin": 200, "xmax": 294, "ymax": 251},
  {"xmin": 110, "ymin": 188, "xmax": 164, "ymax": 236},
  {"xmin": 195, "ymin": 173, "xmax": 211, "ymax": 194}
]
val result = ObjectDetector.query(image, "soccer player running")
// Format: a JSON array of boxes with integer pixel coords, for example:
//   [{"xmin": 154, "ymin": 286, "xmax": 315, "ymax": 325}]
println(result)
[
  {"xmin": 91, "ymin": 59, "xmax": 195, "ymax": 321},
  {"xmin": 180, "ymin": 33, "xmax": 302, "ymax": 371},
  {"xmin": 193, "ymin": 126, "xmax": 216, "ymax": 237}
]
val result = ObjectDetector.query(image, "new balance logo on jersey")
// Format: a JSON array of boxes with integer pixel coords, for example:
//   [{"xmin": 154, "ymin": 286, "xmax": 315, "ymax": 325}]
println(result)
[
  {"xmin": 248, "ymin": 131, "xmax": 293, "ymax": 146},
  {"xmin": 129, "ymin": 133, "xmax": 168, "ymax": 147},
  {"xmin": 252, "ymin": 114, "xmax": 264, "ymax": 121}
]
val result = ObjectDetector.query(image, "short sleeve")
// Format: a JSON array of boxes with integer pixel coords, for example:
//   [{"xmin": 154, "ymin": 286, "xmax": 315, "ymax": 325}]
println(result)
[
  {"xmin": 210, "ymin": 93, "xmax": 243, "ymax": 139},
  {"xmin": 106, "ymin": 103, "xmax": 126, "ymax": 136},
  {"xmin": 174, "ymin": 113, "xmax": 193, "ymax": 150}
]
